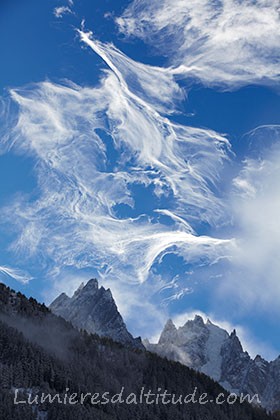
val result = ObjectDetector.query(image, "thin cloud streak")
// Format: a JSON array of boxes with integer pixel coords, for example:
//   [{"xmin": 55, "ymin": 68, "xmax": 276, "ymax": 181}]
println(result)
[
  {"xmin": 53, "ymin": 6, "xmax": 73, "ymax": 18},
  {"xmin": 0, "ymin": 265, "xmax": 32, "ymax": 284}
]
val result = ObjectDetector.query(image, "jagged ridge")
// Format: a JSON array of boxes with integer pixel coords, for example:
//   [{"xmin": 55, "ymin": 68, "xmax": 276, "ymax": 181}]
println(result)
[
  {"xmin": 50, "ymin": 278, "xmax": 144, "ymax": 350},
  {"xmin": 145, "ymin": 315, "xmax": 280, "ymax": 411}
]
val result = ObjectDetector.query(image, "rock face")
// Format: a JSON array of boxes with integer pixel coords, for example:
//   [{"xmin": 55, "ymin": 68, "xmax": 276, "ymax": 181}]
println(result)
[
  {"xmin": 145, "ymin": 316, "xmax": 280, "ymax": 411},
  {"xmin": 50, "ymin": 279, "xmax": 144, "ymax": 350}
]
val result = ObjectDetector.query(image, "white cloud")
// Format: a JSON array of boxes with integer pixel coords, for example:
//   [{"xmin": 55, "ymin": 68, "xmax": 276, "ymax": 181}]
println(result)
[
  {"xmin": 54, "ymin": 6, "xmax": 73, "ymax": 18},
  {"xmin": 0, "ymin": 11, "xmax": 278, "ymax": 354},
  {"xmin": 117, "ymin": 0, "xmax": 280, "ymax": 88},
  {"xmin": 78, "ymin": 30, "xmax": 231, "ymax": 225},
  {"xmin": 0, "ymin": 265, "xmax": 32, "ymax": 284},
  {"xmin": 216, "ymin": 126, "xmax": 280, "ymax": 315},
  {"xmin": 0, "ymin": 28, "xmax": 236, "ymax": 343},
  {"xmin": 78, "ymin": 30, "xmax": 184, "ymax": 114},
  {"xmin": 0, "ymin": 31, "xmax": 233, "ymax": 293}
]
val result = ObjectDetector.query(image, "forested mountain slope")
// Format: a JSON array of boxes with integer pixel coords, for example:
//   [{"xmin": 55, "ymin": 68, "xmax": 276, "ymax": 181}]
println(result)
[{"xmin": 0, "ymin": 282, "xmax": 275, "ymax": 420}]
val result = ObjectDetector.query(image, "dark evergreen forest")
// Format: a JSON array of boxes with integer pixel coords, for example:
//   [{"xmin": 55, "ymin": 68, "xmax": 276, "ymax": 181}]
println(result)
[{"xmin": 0, "ymin": 283, "xmax": 277, "ymax": 420}]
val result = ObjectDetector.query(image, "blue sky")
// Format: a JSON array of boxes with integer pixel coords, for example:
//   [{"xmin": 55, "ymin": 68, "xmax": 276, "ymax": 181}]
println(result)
[{"xmin": 0, "ymin": 0, "xmax": 280, "ymax": 360}]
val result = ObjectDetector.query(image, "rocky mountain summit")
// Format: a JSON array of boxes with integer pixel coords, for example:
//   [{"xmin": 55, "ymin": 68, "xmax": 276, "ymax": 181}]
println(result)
[
  {"xmin": 50, "ymin": 278, "xmax": 144, "ymax": 350},
  {"xmin": 50, "ymin": 280, "xmax": 280, "ymax": 411},
  {"xmin": 145, "ymin": 316, "xmax": 280, "ymax": 411}
]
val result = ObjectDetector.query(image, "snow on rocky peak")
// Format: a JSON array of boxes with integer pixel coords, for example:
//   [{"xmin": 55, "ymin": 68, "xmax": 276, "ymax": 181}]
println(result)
[
  {"xmin": 147, "ymin": 315, "xmax": 229, "ymax": 379},
  {"xmin": 145, "ymin": 315, "xmax": 280, "ymax": 411},
  {"xmin": 50, "ymin": 279, "xmax": 144, "ymax": 350}
]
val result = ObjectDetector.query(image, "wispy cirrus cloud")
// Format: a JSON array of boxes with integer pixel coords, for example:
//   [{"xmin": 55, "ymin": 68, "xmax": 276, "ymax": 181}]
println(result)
[
  {"xmin": 0, "ymin": 265, "xmax": 31, "ymax": 284},
  {"xmin": 117, "ymin": 0, "xmax": 280, "ymax": 88},
  {"xmin": 114, "ymin": 1, "xmax": 280, "ymax": 325},
  {"xmin": 0, "ymin": 29, "xmax": 233, "ymax": 298},
  {"xmin": 0, "ymin": 4, "xmax": 279, "ymax": 354},
  {"xmin": 53, "ymin": 6, "xmax": 73, "ymax": 19},
  {"xmin": 78, "ymin": 30, "xmax": 231, "ymax": 225},
  {"xmin": 54, "ymin": 0, "xmax": 74, "ymax": 19}
]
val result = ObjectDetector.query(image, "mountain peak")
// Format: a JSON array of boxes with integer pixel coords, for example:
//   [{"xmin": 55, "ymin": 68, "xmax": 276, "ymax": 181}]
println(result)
[
  {"xmin": 145, "ymin": 314, "xmax": 270, "ymax": 399},
  {"xmin": 194, "ymin": 314, "xmax": 204, "ymax": 325},
  {"xmin": 50, "ymin": 278, "xmax": 144, "ymax": 350},
  {"xmin": 82, "ymin": 278, "xmax": 99, "ymax": 292},
  {"xmin": 159, "ymin": 319, "xmax": 177, "ymax": 345},
  {"xmin": 181, "ymin": 314, "xmax": 205, "ymax": 330},
  {"xmin": 87, "ymin": 278, "xmax": 99, "ymax": 287},
  {"xmin": 230, "ymin": 328, "xmax": 237, "ymax": 337},
  {"xmin": 49, "ymin": 292, "xmax": 70, "ymax": 312},
  {"xmin": 166, "ymin": 318, "xmax": 177, "ymax": 329},
  {"xmin": 73, "ymin": 282, "xmax": 85, "ymax": 297}
]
